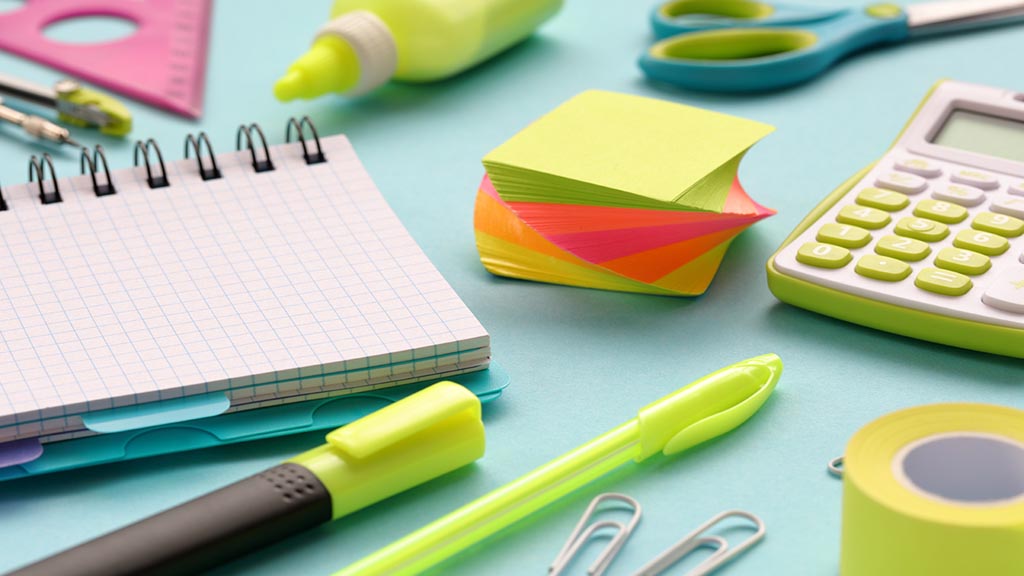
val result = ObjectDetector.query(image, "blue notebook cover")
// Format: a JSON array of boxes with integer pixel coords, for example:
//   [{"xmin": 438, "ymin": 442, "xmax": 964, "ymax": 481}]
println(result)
[{"xmin": 0, "ymin": 364, "xmax": 508, "ymax": 480}]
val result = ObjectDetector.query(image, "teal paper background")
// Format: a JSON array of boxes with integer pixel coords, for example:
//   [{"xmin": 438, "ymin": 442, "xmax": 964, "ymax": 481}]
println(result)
[{"xmin": 0, "ymin": 1, "xmax": 1022, "ymax": 574}]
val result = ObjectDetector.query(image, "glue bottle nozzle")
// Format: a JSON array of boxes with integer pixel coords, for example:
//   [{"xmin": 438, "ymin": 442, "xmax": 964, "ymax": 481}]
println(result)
[
  {"xmin": 273, "ymin": 36, "xmax": 361, "ymax": 102},
  {"xmin": 273, "ymin": 71, "xmax": 306, "ymax": 102}
]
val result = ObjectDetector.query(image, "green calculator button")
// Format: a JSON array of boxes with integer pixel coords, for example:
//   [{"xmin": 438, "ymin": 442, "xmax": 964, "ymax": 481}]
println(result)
[
  {"xmin": 934, "ymin": 247, "xmax": 991, "ymax": 276},
  {"xmin": 796, "ymin": 242, "xmax": 851, "ymax": 269},
  {"xmin": 855, "ymin": 254, "xmax": 911, "ymax": 281},
  {"xmin": 915, "ymin": 267, "xmax": 973, "ymax": 296},
  {"xmin": 816, "ymin": 223, "xmax": 871, "ymax": 248},
  {"xmin": 913, "ymin": 200, "xmax": 967, "ymax": 224},
  {"xmin": 837, "ymin": 205, "xmax": 891, "ymax": 230},
  {"xmin": 894, "ymin": 217, "xmax": 949, "ymax": 242},
  {"xmin": 953, "ymin": 229, "xmax": 1009, "ymax": 256},
  {"xmin": 856, "ymin": 188, "xmax": 909, "ymax": 211},
  {"xmin": 972, "ymin": 212, "xmax": 1024, "ymax": 237},
  {"xmin": 875, "ymin": 235, "xmax": 930, "ymax": 261}
]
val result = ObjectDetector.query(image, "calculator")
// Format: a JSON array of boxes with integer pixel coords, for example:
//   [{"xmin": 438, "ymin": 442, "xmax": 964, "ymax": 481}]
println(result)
[{"xmin": 768, "ymin": 80, "xmax": 1024, "ymax": 358}]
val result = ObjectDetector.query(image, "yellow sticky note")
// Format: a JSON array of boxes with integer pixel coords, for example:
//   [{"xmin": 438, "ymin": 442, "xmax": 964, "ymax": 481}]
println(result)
[{"xmin": 483, "ymin": 91, "xmax": 773, "ymax": 212}]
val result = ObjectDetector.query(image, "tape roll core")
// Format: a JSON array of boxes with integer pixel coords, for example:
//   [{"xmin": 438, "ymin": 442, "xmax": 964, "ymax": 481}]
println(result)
[
  {"xmin": 841, "ymin": 403, "xmax": 1024, "ymax": 576},
  {"xmin": 895, "ymin": 432, "xmax": 1024, "ymax": 505}
]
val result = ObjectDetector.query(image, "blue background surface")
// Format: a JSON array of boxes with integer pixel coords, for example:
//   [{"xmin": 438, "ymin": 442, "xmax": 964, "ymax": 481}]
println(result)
[{"xmin": 1, "ymin": 1, "xmax": 1023, "ymax": 574}]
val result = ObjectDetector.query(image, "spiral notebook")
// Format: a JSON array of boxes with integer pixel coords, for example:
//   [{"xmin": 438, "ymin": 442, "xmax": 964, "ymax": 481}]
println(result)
[{"xmin": 0, "ymin": 120, "xmax": 490, "ymax": 445}]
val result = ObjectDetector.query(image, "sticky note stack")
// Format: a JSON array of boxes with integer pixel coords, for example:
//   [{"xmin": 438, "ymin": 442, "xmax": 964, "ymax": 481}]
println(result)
[{"xmin": 474, "ymin": 90, "xmax": 776, "ymax": 296}]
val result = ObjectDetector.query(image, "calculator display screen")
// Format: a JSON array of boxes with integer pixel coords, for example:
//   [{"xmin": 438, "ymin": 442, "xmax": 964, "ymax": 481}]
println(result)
[{"xmin": 931, "ymin": 109, "xmax": 1024, "ymax": 163}]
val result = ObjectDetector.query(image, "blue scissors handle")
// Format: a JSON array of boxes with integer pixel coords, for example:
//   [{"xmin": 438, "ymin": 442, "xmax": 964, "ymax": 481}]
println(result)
[
  {"xmin": 640, "ymin": 4, "xmax": 910, "ymax": 92},
  {"xmin": 652, "ymin": 0, "xmax": 848, "ymax": 38}
]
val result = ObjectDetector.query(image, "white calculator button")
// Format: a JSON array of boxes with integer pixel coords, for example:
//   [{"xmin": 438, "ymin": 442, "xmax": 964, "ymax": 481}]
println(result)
[
  {"xmin": 875, "ymin": 172, "xmax": 927, "ymax": 194},
  {"xmin": 981, "ymin": 266, "xmax": 1024, "ymax": 314},
  {"xmin": 951, "ymin": 168, "xmax": 999, "ymax": 190},
  {"xmin": 932, "ymin": 184, "xmax": 985, "ymax": 207},
  {"xmin": 894, "ymin": 158, "xmax": 942, "ymax": 178},
  {"xmin": 1010, "ymin": 181, "xmax": 1024, "ymax": 196},
  {"xmin": 990, "ymin": 195, "xmax": 1024, "ymax": 220}
]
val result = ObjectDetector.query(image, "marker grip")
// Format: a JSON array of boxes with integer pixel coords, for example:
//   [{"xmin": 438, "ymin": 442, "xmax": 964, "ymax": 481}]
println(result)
[{"xmin": 9, "ymin": 463, "xmax": 331, "ymax": 576}]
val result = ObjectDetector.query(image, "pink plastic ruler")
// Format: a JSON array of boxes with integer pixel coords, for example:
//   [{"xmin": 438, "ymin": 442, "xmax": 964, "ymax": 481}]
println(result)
[{"xmin": 0, "ymin": 0, "xmax": 212, "ymax": 118}]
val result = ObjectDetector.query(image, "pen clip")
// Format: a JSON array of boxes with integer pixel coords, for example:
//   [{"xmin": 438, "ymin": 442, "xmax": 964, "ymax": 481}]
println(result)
[
  {"xmin": 661, "ymin": 367, "xmax": 777, "ymax": 456},
  {"xmin": 636, "ymin": 354, "xmax": 781, "ymax": 460},
  {"xmin": 327, "ymin": 381, "xmax": 482, "ymax": 459}
]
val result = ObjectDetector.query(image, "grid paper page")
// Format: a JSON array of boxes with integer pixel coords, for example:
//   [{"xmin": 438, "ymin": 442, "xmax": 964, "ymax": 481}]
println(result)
[{"xmin": 0, "ymin": 135, "xmax": 488, "ymax": 441}]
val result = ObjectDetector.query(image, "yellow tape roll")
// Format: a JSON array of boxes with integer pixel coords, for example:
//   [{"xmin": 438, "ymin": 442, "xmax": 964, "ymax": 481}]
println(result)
[{"xmin": 842, "ymin": 403, "xmax": 1024, "ymax": 575}]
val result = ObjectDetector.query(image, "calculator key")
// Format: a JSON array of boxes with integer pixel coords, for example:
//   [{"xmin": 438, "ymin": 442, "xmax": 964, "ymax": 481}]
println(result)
[
  {"xmin": 856, "ymin": 188, "xmax": 909, "ymax": 211},
  {"xmin": 913, "ymin": 199, "xmax": 967, "ymax": 224},
  {"xmin": 875, "ymin": 172, "xmax": 927, "ymax": 194},
  {"xmin": 816, "ymin": 223, "xmax": 871, "ymax": 248},
  {"xmin": 837, "ymin": 205, "xmax": 891, "ymax": 229},
  {"xmin": 951, "ymin": 168, "xmax": 998, "ymax": 190},
  {"xmin": 972, "ymin": 212, "xmax": 1024, "ymax": 237},
  {"xmin": 953, "ymin": 229, "xmax": 1009, "ymax": 256},
  {"xmin": 1010, "ymin": 182, "xmax": 1024, "ymax": 196},
  {"xmin": 875, "ymin": 235, "xmax": 930, "ymax": 261},
  {"xmin": 915, "ymin": 268, "xmax": 973, "ymax": 296},
  {"xmin": 934, "ymin": 247, "xmax": 991, "ymax": 276},
  {"xmin": 894, "ymin": 217, "xmax": 949, "ymax": 242},
  {"xmin": 856, "ymin": 254, "xmax": 911, "ymax": 281},
  {"xmin": 981, "ymin": 266, "xmax": 1024, "ymax": 314},
  {"xmin": 932, "ymin": 184, "xmax": 985, "ymax": 207},
  {"xmin": 990, "ymin": 195, "xmax": 1024, "ymax": 220},
  {"xmin": 796, "ymin": 242, "xmax": 851, "ymax": 269},
  {"xmin": 894, "ymin": 157, "xmax": 942, "ymax": 178}
]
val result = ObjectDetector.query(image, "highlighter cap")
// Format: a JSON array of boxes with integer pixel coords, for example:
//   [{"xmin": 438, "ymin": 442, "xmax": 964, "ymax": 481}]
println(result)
[{"xmin": 290, "ymin": 381, "xmax": 485, "ymax": 519}]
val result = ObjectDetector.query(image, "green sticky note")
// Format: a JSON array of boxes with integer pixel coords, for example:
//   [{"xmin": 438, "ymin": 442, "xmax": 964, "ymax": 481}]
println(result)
[{"xmin": 483, "ymin": 91, "xmax": 774, "ymax": 212}]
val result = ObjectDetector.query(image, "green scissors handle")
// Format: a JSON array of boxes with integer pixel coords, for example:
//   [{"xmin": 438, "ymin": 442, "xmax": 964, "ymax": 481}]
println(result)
[
  {"xmin": 642, "ymin": 1, "xmax": 909, "ymax": 92},
  {"xmin": 651, "ymin": 0, "xmax": 850, "ymax": 37},
  {"xmin": 641, "ymin": 0, "xmax": 1024, "ymax": 92}
]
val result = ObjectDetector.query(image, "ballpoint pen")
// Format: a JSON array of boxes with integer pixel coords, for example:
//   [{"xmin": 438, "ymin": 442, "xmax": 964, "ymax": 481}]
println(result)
[
  {"xmin": 8, "ymin": 381, "xmax": 486, "ymax": 576},
  {"xmin": 336, "ymin": 353, "xmax": 783, "ymax": 576}
]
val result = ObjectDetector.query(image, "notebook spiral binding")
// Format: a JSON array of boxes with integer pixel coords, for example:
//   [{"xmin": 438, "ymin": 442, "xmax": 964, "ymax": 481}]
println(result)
[
  {"xmin": 184, "ymin": 132, "xmax": 222, "ymax": 181},
  {"xmin": 286, "ymin": 116, "xmax": 327, "ymax": 165},
  {"xmin": 80, "ymin": 145, "xmax": 116, "ymax": 197},
  {"xmin": 133, "ymin": 138, "xmax": 170, "ymax": 189},
  {"xmin": 29, "ymin": 153, "xmax": 62, "ymax": 205},
  {"xmin": 2, "ymin": 117, "xmax": 327, "ymax": 210},
  {"xmin": 237, "ymin": 123, "xmax": 275, "ymax": 173}
]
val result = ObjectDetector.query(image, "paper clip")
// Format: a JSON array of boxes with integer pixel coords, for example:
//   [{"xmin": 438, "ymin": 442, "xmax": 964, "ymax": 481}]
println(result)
[
  {"xmin": 550, "ymin": 493, "xmax": 642, "ymax": 576},
  {"xmin": 828, "ymin": 456, "xmax": 844, "ymax": 479},
  {"xmin": 631, "ymin": 510, "xmax": 765, "ymax": 576}
]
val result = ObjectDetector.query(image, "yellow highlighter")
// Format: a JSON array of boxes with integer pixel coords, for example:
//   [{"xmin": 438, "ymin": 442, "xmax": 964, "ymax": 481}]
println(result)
[
  {"xmin": 338, "ymin": 354, "xmax": 783, "ymax": 576},
  {"xmin": 8, "ymin": 382, "xmax": 484, "ymax": 576},
  {"xmin": 274, "ymin": 0, "xmax": 563, "ymax": 101}
]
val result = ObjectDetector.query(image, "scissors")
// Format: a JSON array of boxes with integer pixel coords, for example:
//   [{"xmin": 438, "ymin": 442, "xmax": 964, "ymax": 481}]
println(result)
[{"xmin": 639, "ymin": 0, "xmax": 1024, "ymax": 92}]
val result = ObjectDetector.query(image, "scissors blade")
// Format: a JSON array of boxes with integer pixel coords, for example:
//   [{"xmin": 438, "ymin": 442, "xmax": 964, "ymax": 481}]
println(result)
[{"xmin": 907, "ymin": 0, "xmax": 1024, "ymax": 32}]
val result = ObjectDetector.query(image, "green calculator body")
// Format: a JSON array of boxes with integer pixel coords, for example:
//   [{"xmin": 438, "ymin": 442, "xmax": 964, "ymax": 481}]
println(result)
[{"xmin": 768, "ymin": 80, "xmax": 1024, "ymax": 358}]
